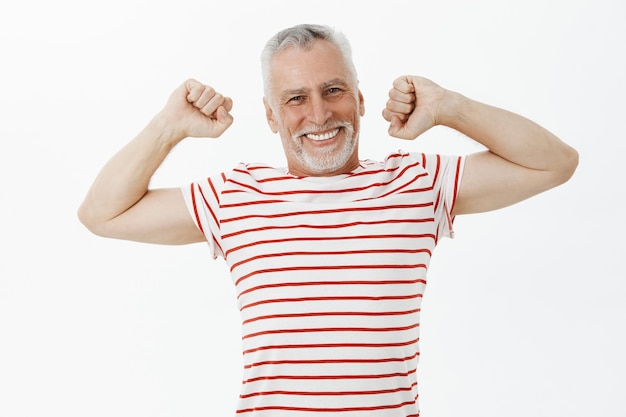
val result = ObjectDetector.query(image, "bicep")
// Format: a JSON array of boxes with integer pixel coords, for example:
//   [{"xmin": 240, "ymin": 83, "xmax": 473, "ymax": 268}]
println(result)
[
  {"xmin": 452, "ymin": 150, "xmax": 559, "ymax": 216},
  {"xmin": 101, "ymin": 188, "xmax": 206, "ymax": 245}
]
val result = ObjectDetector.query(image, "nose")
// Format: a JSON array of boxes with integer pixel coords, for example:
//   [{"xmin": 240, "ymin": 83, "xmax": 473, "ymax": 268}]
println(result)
[{"xmin": 308, "ymin": 94, "xmax": 332, "ymax": 126}]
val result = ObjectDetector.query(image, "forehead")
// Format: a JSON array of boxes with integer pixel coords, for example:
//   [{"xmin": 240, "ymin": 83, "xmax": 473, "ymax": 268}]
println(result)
[{"xmin": 269, "ymin": 40, "xmax": 354, "ymax": 94}]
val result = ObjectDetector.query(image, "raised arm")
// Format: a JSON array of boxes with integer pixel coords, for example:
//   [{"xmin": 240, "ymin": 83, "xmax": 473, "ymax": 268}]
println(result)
[
  {"xmin": 382, "ymin": 75, "xmax": 578, "ymax": 215},
  {"xmin": 77, "ymin": 79, "xmax": 234, "ymax": 244}
]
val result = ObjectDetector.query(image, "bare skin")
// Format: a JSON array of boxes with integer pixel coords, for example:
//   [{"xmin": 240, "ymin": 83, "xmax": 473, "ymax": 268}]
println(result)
[
  {"xmin": 78, "ymin": 40, "xmax": 578, "ymax": 244},
  {"xmin": 263, "ymin": 40, "xmax": 364, "ymax": 177},
  {"xmin": 77, "ymin": 80, "xmax": 233, "ymax": 244},
  {"xmin": 382, "ymin": 75, "xmax": 579, "ymax": 215}
]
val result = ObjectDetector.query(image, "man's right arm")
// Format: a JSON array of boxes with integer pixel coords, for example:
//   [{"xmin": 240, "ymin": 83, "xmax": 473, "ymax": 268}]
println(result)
[{"xmin": 77, "ymin": 79, "xmax": 233, "ymax": 245}]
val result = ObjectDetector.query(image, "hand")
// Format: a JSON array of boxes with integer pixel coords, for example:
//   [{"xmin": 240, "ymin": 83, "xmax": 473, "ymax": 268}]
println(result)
[
  {"xmin": 382, "ymin": 75, "xmax": 447, "ymax": 140},
  {"xmin": 159, "ymin": 79, "xmax": 234, "ymax": 140}
]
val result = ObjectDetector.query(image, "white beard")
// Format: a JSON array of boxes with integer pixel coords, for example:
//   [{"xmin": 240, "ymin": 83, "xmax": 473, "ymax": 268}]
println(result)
[{"xmin": 287, "ymin": 121, "xmax": 357, "ymax": 175}]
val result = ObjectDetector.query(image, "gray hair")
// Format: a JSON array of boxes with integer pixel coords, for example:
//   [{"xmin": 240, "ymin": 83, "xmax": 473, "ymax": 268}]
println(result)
[{"xmin": 261, "ymin": 24, "xmax": 358, "ymax": 103}]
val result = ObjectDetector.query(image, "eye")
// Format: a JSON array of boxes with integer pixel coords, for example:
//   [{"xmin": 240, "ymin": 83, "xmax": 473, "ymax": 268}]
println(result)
[
  {"xmin": 326, "ymin": 87, "xmax": 342, "ymax": 95},
  {"xmin": 287, "ymin": 95, "xmax": 304, "ymax": 104}
]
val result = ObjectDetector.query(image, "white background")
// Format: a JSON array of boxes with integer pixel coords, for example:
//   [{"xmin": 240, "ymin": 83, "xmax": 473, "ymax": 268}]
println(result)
[{"xmin": 1, "ymin": 0, "xmax": 624, "ymax": 416}]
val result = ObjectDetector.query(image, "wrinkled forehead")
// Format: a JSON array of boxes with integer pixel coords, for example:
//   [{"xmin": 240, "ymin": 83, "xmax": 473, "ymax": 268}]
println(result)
[{"xmin": 267, "ymin": 40, "xmax": 357, "ymax": 98}]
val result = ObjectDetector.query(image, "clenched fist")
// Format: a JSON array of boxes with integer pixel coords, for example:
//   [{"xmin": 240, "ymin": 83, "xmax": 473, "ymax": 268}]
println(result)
[
  {"xmin": 158, "ymin": 78, "xmax": 234, "ymax": 140},
  {"xmin": 382, "ymin": 75, "xmax": 448, "ymax": 140}
]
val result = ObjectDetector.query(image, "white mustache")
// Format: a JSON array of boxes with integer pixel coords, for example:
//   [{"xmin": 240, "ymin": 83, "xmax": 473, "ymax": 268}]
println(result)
[{"xmin": 293, "ymin": 121, "xmax": 352, "ymax": 139}]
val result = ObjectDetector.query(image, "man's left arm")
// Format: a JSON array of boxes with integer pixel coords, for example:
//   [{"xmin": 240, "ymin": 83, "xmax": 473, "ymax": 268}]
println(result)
[{"xmin": 383, "ymin": 75, "xmax": 579, "ymax": 215}]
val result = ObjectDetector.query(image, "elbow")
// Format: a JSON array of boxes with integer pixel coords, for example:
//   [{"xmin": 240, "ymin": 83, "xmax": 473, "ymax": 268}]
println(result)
[
  {"xmin": 545, "ymin": 144, "xmax": 579, "ymax": 190},
  {"xmin": 77, "ymin": 202, "xmax": 109, "ymax": 238},
  {"xmin": 555, "ymin": 145, "xmax": 579, "ymax": 185},
  {"xmin": 77, "ymin": 205, "xmax": 98, "ymax": 236}
]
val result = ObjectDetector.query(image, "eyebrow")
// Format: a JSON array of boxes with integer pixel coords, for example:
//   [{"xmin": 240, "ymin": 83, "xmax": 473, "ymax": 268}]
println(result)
[
  {"xmin": 279, "ymin": 78, "xmax": 350, "ymax": 101},
  {"xmin": 320, "ymin": 78, "xmax": 350, "ymax": 90}
]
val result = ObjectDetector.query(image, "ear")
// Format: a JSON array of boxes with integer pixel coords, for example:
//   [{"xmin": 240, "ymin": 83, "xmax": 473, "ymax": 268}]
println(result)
[
  {"xmin": 358, "ymin": 89, "xmax": 365, "ymax": 116},
  {"xmin": 263, "ymin": 98, "xmax": 279, "ymax": 133}
]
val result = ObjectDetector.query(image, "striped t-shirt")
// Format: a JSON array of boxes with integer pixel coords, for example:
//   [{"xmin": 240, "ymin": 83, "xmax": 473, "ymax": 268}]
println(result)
[{"xmin": 182, "ymin": 151, "xmax": 465, "ymax": 416}]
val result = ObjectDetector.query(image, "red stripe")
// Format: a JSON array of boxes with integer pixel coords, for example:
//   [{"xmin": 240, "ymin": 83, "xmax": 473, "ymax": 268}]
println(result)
[
  {"xmin": 224, "ymin": 166, "xmax": 420, "ymax": 196},
  {"xmin": 208, "ymin": 176, "xmax": 220, "ymax": 204},
  {"xmin": 399, "ymin": 186, "xmax": 434, "ymax": 195},
  {"xmin": 425, "ymin": 154, "xmax": 440, "ymax": 186},
  {"xmin": 237, "ymin": 159, "xmax": 418, "ymax": 188},
  {"xmin": 238, "ymin": 277, "xmax": 427, "ymax": 298},
  {"xmin": 240, "ymin": 382, "xmax": 418, "ymax": 398},
  {"xmin": 197, "ymin": 184, "xmax": 225, "ymax": 255},
  {"xmin": 232, "ymin": 249, "xmax": 431, "ymax": 273},
  {"xmin": 241, "ymin": 365, "xmax": 418, "ymax": 380},
  {"xmin": 212, "ymin": 236, "xmax": 224, "ymax": 258},
  {"xmin": 226, "ymin": 234, "xmax": 436, "ymax": 257},
  {"xmin": 235, "ymin": 264, "xmax": 428, "ymax": 287},
  {"xmin": 223, "ymin": 218, "xmax": 434, "ymax": 240},
  {"xmin": 221, "ymin": 199, "xmax": 287, "ymax": 209},
  {"xmin": 242, "ymin": 322, "xmax": 419, "ymax": 340},
  {"xmin": 244, "ymin": 351, "xmax": 420, "ymax": 369},
  {"xmin": 231, "ymin": 168, "xmax": 292, "ymax": 183},
  {"xmin": 236, "ymin": 163, "xmax": 401, "ymax": 183},
  {"xmin": 189, "ymin": 184, "xmax": 204, "ymax": 236},
  {"xmin": 434, "ymin": 189, "xmax": 442, "ymax": 213},
  {"xmin": 221, "ymin": 202, "xmax": 432, "ymax": 223},
  {"xmin": 365, "ymin": 165, "xmax": 428, "ymax": 200},
  {"xmin": 419, "ymin": 153, "xmax": 427, "ymax": 168},
  {"xmin": 241, "ymin": 293, "xmax": 423, "ymax": 311},
  {"xmin": 198, "ymin": 182, "xmax": 219, "ymax": 229},
  {"xmin": 451, "ymin": 155, "xmax": 463, "ymax": 214},
  {"xmin": 236, "ymin": 399, "xmax": 418, "ymax": 414},
  {"xmin": 242, "ymin": 308, "xmax": 421, "ymax": 325}
]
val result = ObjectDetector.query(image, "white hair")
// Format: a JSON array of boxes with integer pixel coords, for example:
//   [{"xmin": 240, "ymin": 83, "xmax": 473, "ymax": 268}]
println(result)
[{"xmin": 260, "ymin": 24, "xmax": 358, "ymax": 104}]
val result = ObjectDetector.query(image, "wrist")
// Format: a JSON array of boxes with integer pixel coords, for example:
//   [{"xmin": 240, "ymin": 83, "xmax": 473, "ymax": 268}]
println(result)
[
  {"xmin": 147, "ymin": 112, "xmax": 187, "ymax": 150},
  {"xmin": 437, "ymin": 90, "xmax": 470, "ymax": 129}
]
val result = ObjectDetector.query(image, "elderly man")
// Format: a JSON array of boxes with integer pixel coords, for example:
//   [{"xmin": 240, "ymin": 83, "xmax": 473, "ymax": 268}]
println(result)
[{"xmin": 79, "ymin": 23, "xmax": 577, "ymax": 416}]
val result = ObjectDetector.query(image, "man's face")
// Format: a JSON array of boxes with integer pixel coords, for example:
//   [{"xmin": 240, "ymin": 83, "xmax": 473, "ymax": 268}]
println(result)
[{"xmin": 264, "ymin": 39, "xmax": 365, "ymax": 177}]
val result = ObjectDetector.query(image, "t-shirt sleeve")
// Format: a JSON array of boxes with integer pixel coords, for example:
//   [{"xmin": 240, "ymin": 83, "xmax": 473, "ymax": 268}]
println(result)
[
  {"xmin": 180, "ymin": 174, "xmax": 225, "ymax": 259},
  {"xmin": 418, "ymin": 153, "xmax": 465, "ymax": 241}
]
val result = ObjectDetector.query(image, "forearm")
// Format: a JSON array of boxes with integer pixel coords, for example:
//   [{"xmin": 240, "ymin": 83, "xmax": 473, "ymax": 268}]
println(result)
[
  {"xmin": 441, "ymin": 92, "xmax": 577, "ymax": 175},
  {"xmin": 385, "ymin": 76, "xmax": 578, "ymax": 214},
  {"xmin": 78, "ymin": 115, "xmax": 183, "ymax": 230}
]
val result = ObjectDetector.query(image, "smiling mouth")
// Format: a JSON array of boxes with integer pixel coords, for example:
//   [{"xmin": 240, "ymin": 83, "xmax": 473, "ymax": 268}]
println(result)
[{"xmin": 304, "ymin": 128, "xmax": 340, "ymax": 141}]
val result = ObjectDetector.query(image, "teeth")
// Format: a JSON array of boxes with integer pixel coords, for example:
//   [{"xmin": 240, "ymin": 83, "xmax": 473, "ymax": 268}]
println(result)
[{"xmin": 305, "ymin": 128, "xmax": 339, "ymax": 141}]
